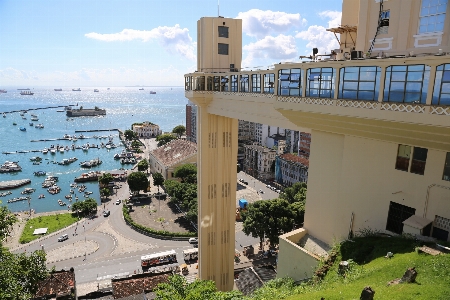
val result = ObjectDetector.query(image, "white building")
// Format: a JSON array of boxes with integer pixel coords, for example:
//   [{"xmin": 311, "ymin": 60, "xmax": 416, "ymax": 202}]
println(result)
[
  {"xmin": 275, "ymin": 153, "xmax": 309, "ymax": 187},
  {"xmin": 132, "ymin": 122, "xmax": 161, "ymax": 138},
  {"xmin": 243, "ymin": 143, "xmax": 276, "ymax": 180}
]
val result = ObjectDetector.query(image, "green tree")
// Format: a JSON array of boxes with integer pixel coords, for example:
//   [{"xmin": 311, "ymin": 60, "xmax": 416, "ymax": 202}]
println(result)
[
  {"xmin": 100, "ymin": 188, "xmax": 111, "ymax": 200},
  {"xmin": 290, "ymin": 201, "xmax": 305, "ymax": 226},
  {"xmin": 242, "ymin": 200, "xmax": 270, "ymax": 250},
  {"xmin": 155, "ymin": 275, "xmax": 243, "ymax": 300},
  {"xmin": 0, "ymin": 205, "xmax": 18, "ymax": 241},
  {"xmin": 124, "ymin": 129, "xmax": 137, "ymax": 140},
  {"xmin": 127, "ymin": 171, "xmax": 149, "ymax": 194},
  {"xmin": 153, "ymin": 172, "xmax": 165, "ymax": 193},
  {"xmin": 137, "ymin": 159, "xmax": 149, "ymax": 172},
  {"xmin": 98, "ymin": 172, "xmax": 114, "ymax": 185},
  {"xmin": 174, "ymin": 164, "xmax": 197, "ymax": 183},
  {"xmin": 279, "ymin": 182, "xmax": 307, "ymax": 204},
  {"xmin": 131, "ymin": 140, "xmax": 141, "ymax": 150},
  {"xmin": 156, "ymin": 133, "xmax": 177, "ymax": 147},
  {"xmin": 71, "ymin": 198, "xmax": 98, "ymax": 216},
  {"xmin": 0, "ymin": 247, "xmax": 48, "ymax": 299},
  {"xmin": 172, "ymin": 125, "xmax": 186, "ymax": 138}
]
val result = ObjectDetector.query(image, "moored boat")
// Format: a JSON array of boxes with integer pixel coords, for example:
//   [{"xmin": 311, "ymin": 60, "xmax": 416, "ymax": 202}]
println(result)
[{"xmin": 20, "ymin": 91, "xmax": 34, "ymax": 95}]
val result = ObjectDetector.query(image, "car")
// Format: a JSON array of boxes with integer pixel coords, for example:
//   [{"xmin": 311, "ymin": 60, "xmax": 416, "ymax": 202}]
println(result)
[
  {"xmin": 266, "ymin": 184, "xmax": 271, "ymax": 188},
  {"xmin": 103, "ymin": 210, "xmax": 110, "ymax": 217},
  {"xmin": 58, "ymin": 234, "xmax": 68, "ymax": 242},
  {"xmin": 238, "ymin": 178, "xmax": 243, "ymax": 182},
  {"xmin": 258, "ymin": 189, "xmax": 264, "ymax": 194},
  {"xmin": 276, "ymin": 189, "xmax": 281, "ymax": 193},
  {"xmin": 271, "ymin": 186, "xmax": 277, "ymax": 191},
  {"xmin": 115, "ymin": 199, "xmax": 121, "ymax": 205},
  {"xmin": 189, "ymin": 237, "xmax": 198, "ymax": 244},
  {"xmin": 243, "ymin": 181, "xmax": 248, "ymax": 185}
]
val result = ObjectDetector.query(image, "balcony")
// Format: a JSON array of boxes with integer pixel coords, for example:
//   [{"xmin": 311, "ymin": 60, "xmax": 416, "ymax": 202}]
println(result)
[{"xmin": 185, "ymin": 55, "xmax": 450, "ymax": 151}]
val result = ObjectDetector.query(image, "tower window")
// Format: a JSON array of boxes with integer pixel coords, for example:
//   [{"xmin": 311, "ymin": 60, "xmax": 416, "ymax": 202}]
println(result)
[
  {"xmin": 218, "ymin": 43, "xmax": 229, "ymax": 55},
  {"xmin": 419, "ymin": 0, "xmax": 447, "ymax": 34},
  {"xmin": 218, "ymin": 26, "xmax": 229, "ymax": 38}
]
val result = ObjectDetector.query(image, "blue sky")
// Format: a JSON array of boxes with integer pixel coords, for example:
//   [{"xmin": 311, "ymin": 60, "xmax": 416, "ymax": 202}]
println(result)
[{"xmin": 0, "ymin": 0, "xmax": 342, "ymax": 87}]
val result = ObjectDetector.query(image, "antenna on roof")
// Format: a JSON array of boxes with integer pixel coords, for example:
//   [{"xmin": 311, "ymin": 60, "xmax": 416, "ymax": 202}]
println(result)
[{"xmin": 218, "ymin": 0, "xmax": 220, "ymax": 17}]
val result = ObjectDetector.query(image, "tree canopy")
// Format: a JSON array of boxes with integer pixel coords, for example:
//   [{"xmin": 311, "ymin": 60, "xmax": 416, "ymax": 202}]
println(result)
[
  {"xmin": 152, "ymin": 172, "xmax": 164, "ymax": 193},
  {"xmin": 174, "ymin": 164, "xmax": 197, "ymax": 183},
  {"xmin": 71, "ymin": 198, "xmax": 98, "ymax": 216},
  {"xmin": 172, "ymin": 125, "xmax": 186, "ymax": 138},
  {"xmin": 100, "ymin": 188, "xmax": 111, "ymax": 199},
  {"xmin": 98, "ymin": 172, "xmax": 114, "ymax": 185},
  {"xmin": 137, "ymin": 159, "xmax": 149, "ymax": 172},
  {"xmin": 242, "ymin": 199, "xmax": 294, "ymax": 247},
  {"xmin": 0, "ymin": 205, "xmax": 17, "ymax": 240},
  {"xmin": 164, "ymin": 180, "xmax": 198, "ymax": 224},
  {"xmin": 155, "ymin": 275, "xmax": 242, "ymax": 300},
  {"xmin": 127, "ymin": 171, "xmax": 149, "ymax": 194},
  {"xmin": 0, "ymin": 247, "xmax": 48, "ymax": 300},
  {"xmin": 156, "ymin": 133, "xmax": 177, "ymax": 147},
  {"xmin": 124, "ymin": 129, "xmax": 137, "ymax": 140}
]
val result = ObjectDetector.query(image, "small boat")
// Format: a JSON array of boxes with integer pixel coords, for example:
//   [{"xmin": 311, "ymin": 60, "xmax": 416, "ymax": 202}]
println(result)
[
  {"xmin": 42, "ymin": 148, "xmax": 48, "ymax": 154},
  {"xmin": 2, "ymin": 113, "xmax": 6, "ymax": 118},
  {"xmin": 54, "ymin": 88, "xmax": 62, "ymax": 91},
  {"xmin": 38, "ymin": 194, "xmax": 45, "ymax": 199},
  {"xmin": 50, "ymin": 149, "xmax": 56, "ymax": 154},
  {"xmin": 72, "ymin": 88, "xmax": 81, "ymax": 91},
  {"xmin": 149, "ymin": 91, "xmax": 156, "ymax": 94},
  {"xmin": 29, "ymin": 122, "xmax": 34, "ymax": 126},
  {"xmin": 34, "ymin": 171, "xmax": 46, "ymax": 176},
  {"xmin": 59, "ymin": 147, "xmax": 64, "ymax": 153},
  {"xmin": 19, "ymin": 127, "xmax": 26, "ymax": 131},
  {"xmin": 30, "ymin": 117, "xmax": 39, "ymax": 121},
  {"xmin": 94, "ymin": 89, "xmax": 99, "ymax": 92},
  {"xmin": 139, "ymin": 88, "xmax": 144, "ymax": 90},
  {"xmin": 20, "ymin": 91, "xmax": 34, "ymax": 95},
  {"xmin": 0, "ymin": 89, "xmax": 7, "ymax": 93}
]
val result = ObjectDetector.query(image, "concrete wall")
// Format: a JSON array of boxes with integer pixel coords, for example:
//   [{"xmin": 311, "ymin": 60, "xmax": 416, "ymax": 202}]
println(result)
[
  {"xmin": 277, "ymin": 228, "xmax": 320, "ymax": 282},
  {"xmin": 304, "ymin": 130, "xmax": 450, "ymax": 244}
]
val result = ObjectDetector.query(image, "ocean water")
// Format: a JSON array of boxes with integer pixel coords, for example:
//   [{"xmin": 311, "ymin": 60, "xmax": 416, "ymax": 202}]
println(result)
[{"xmin": 0, "ymin": 87, "xmax": 187, "ymax": 213}]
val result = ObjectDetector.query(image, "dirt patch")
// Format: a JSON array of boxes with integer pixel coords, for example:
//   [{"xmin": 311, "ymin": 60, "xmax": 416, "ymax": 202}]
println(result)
[{"xmin": 128, "ymin": 196, "xmax": 195, "ymax": 234}]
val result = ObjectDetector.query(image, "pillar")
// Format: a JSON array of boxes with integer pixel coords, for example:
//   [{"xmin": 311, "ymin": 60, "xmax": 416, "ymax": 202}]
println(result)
[{"xmin": 196, "ymin": 103, "xmax": 238, "ymax": 291}]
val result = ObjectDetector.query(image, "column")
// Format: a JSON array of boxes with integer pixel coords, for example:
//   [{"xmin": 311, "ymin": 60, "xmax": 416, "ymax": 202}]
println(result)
[{"xmin": 197, "ymin": 104, "xmax": 238, "ymax": 291}]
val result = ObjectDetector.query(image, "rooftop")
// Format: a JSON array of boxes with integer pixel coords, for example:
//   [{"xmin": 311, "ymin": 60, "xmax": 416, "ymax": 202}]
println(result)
[
  {"xmin": 279, "ymin": 153, "xmax": 309, "ymax": 167},
  {"xmin": 111, "ymin": 272, "xmax": 171, "ymax": 299},
  {"xmin": 150, "ymin": 139, "xmax": 197, "ymax": 167},
  {"xmin": 34, "ymin": 269, "xmax": 76, "ymax": 299}
]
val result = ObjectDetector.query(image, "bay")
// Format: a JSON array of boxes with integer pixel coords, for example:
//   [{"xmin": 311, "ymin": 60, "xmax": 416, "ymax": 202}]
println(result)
[{"xmin": 0, "ymin": 87, "xmax": 186, "ymax": 213}]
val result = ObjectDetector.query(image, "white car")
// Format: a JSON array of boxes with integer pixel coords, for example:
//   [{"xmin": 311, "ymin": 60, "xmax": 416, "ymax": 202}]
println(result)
[
  {"xmin": 258, "ymin": 189, "xmax": 264, "ymax": 194},
  {"xmin": 115, "ymin": 199, "xmax": 121, "ymax": 205},
  {"xmin": 58, "ymin": 234, "xmax": 68, "ymax": 242},
  {"xmin": 266, "ymin": 184, "xmax": 271, "ymax": 188},
  {"xmin": 189, "ymin": 237, "xmax": 198, "ymax": 244}
]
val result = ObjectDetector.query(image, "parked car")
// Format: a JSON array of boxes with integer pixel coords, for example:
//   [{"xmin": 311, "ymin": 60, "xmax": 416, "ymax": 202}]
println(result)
[
  {"xmin": 189, "ymin": 237, "xmax": 198, "ymax": 244},
  {"xmin": 58, "ymin": 234, "xmax": 68, "ymax": 242},
  {"xmin": 271, "ymin": 186, "xmax": 277, "ymax": 191},
  {"xmin": 258, "ymin": 189, "xmax": 264, "ymax": 194},
  {"xmin": 115, "ymin": 199, "xmax": 121, "ymax": 205},
  {"xmin": 266, "ymin": 184, "xmax": 271, "ymax": 188},
  {"xmin": 103, "ymin": 210, "xmax": 110, "ymax": 217},
  {"xmin": 243, "ymin": 181, "xmax": 248, "ymax": 185},
  {"xmin": 276, "ymin": 189, "xmax": 281, "ymax": 193}
]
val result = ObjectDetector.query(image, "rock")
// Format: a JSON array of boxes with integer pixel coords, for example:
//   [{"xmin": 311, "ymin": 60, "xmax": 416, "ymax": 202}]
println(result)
[
  {"xmin": 360, "ymin": 286, "xmax": 375, "ymax": 300},
  {"xmin": 400, "ymin": 267, "xmax": 417, "ymax": 283}
]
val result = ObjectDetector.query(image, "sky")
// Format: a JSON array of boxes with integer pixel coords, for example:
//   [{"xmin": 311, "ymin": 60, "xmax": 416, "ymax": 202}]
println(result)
[{"xmin": 0, "ymin": 0, "xmax": 343, "ymax": 87}]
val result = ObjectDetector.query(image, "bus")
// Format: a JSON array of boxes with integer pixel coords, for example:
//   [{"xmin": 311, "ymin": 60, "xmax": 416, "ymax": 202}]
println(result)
[
  {"xmin": 183, "ymin": 248, "xmax": 198, "ymax": 261},
  {"xmin": 140, "ymin": 250, "xmax": 177, "ymax": 268}
]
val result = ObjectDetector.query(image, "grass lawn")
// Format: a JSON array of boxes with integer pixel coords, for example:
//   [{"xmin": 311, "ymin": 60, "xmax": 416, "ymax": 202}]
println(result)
[
  {"xmin": 19, "ymin": 213, "xmax": 80, "ymax": 244},
  {"xmin": 284, "ymin": 237, "xmax": 450, "ymax": 300}
]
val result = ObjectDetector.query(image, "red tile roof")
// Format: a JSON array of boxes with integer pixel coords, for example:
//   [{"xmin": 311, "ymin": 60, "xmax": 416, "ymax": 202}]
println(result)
[
  {"xmin": 112, "ymin": 272, "xmax": 170, "ymax": 299},
  {"xmin": 150, "ymin": 139, "xmax": 197, "ymax": 167},
  {"xmin": 34, "ymin": 269, "xmax": 76, "ymax": 299},
  {"xmin": 280, "ymin": 153, "xmax": 309, "ymax": 167}
]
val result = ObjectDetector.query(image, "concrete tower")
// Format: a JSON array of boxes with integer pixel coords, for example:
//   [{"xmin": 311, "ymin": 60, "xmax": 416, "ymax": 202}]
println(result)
[{"xmin": 190, "ymin": 16, "xmax": 242, "ymax": 291}]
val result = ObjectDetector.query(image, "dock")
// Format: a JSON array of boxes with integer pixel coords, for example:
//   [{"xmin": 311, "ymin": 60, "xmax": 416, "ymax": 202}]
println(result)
[
  {"xmin": 75, "ymin": 129, "xmax": 119, "ymax": 133},
  {"xmin": 0, "ymin": 179, "xmax": 31, "ymax": 190},
  {"xmin": 0, "ymin": 105, "xmax": 76, "ymax": 115}
]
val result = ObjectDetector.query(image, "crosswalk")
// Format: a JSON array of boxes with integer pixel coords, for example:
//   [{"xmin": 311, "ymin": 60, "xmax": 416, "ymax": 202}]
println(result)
[{"xmin": 184, "ymin": 272, "xmax": 198, "ymax": 283}]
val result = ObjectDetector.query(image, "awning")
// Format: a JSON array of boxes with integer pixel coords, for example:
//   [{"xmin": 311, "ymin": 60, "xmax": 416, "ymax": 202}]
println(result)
[
  {"xmin": 326, "ymin": 25, "xmax": 357, "ymax": 48},
  {"xmin": 402, "ymin": 215, "xmax": 432, "ymax": 229}
]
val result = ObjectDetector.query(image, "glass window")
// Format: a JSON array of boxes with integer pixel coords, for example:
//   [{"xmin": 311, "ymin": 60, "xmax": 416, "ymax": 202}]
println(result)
[
  {"xmin": 384, "ymin": 64, "xmax": 430, "ymax": 103},
  {"xmin": 221, "ymin": 76, "xmax": 229, "ymax": 92},
  {"xmin": 213, "ymin": 76, "xmax": 220, "ymax": 91},
  {"xmin": 278, "ymin": 69, "xmax": 301, "ymax": 96},
  {"xmin": 231, "ymin": 75, "xmax": 238, "ymax": 92},
  {"xmin": 339, "ymin": 66, "xmax": 381, "ymax": 101},
  {"xmin": 443, "ymin": 152, "xmax": 450, "ymax": 181},
  {"xmin": 240, "ymin": 75, "xmax": 249, "ymax": 92},
  {"xmin": 218, "ymin": 43, "xmax": 229, "ymax": 55},
  {"xmin": 218, "ymin": 26, "xmax": 229, "ymax": 38},
  {"xmin": 264, "ymin": 73, "xmax": 275, "ymax": 94},
  {"xmin": 419, "ymin": 0, "xmax": 447, "ymax": 33},
  {"xmin": 306, "ymin": 68, "xmax": 335, "ymax": 98},
  {"xmin": 395, "ymin": 144, "xmax": 428, "ymax": 175},
  {"xmin": 251, "ymin": 74, "xmax": 261, "ymax": 93},
  {"xmin": 185, "ymin": 76, "xmax": 192, "ymax": 91},
  {"xmin": 432, "ymin": 64, "xmax": 450, "ymax": 105}
]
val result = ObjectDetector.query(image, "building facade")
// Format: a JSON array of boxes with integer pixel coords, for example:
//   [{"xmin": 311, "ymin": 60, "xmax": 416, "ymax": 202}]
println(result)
[
  {"xmin": 275, "ymin": 153, "xmax": 309, "ymax": 187},
  {"xmin": 186, "ymin": 101, "xmax": 197, "ymax": 143},
  {"xmin": 186, "ymin": 0, "xmax": 450, "ymax": 287},
  {"xmin": 299, "ymin": 132, "xmax": 311, "ymax": 158},
  {"xmin": 132, "ymin": 121, "xmax": 161, "ymax": 138},
  {"xmin": 243, "ymin": 144, "xmax": 276, "ymax": 180}
]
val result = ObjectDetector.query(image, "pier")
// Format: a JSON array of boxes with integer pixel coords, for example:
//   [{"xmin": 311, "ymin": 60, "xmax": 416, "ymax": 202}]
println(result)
[
  {"xmin": 0, "ymin": 105, "xmax": 77, "ymax": 115},
  {"xmin": 0, "ymin": 179, "xmax": 31, "ymax": 190},
  {"xmin": 75, "ymin": 129, "xmax": 119, "ymax": 133}
]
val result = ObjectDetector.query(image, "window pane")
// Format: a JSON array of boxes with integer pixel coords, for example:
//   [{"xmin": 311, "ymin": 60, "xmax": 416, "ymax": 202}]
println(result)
[
  {"xmin": 411, "ymin": 147, "xmax": 428, "ymax": 175},
  {"xmin": 344, "ymin": 72, "xmax": 359, "ymax": 81},
  {"xmin": 358, "ymin": 91, "xmax": 375, "ymax": 100},
  {"xmin": 396, "ymin": 144, "xmax": 411, "ymax": 171},
  {"xmin": 407, "ymin": 72, "xmax": 424, "ymax": 81},
  {"xmin": 406, "ymin": 82, "xmax": 422, "ymax": 92},
  {"xmin": 405, "ymin": 92, "xmax": 421, "ymax": 102},
  {"xmin": 389, "ymin": 91, "xmax": 405, "ymax": 102},
  {"xmin": 391, "ymin": 71, "xmax": 407, "ymax": 81},
  {"xmin": 439, "ymin": 93, "xmax": 450, "ymax": 105},
  {"xmin": 279, "ymin": 74, "xmax": 290, "ymax": 80},
  {"xmin": 343, "ymin": 90, "xmax": 357, "ymax": 99},
  {"xmin": 391, "ymin": 82, "xmax": 405, "ymax": 91},
  {"xmin": 392, "ymin": 66, "xmax": 407, "ymax": 71},
  {"xmin": 344, "ymin": 81, "xmax": 358, "ymax": 90},
  {"xmin": 359, "ymin": 81, "xmax": 375, "ymax": 90}
]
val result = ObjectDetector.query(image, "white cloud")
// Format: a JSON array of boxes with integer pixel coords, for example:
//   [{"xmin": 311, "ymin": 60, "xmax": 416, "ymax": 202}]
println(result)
[
  {"xmin": 85, "ymin": 25, "xmax": 196, "ymax": 60},
  {"xmin": 0, "ymin": 66, "xmax": 187, "ymax": 86},
  {"xmin": 237, "ymin": 9, "xmax": 304, "ymax": 38},
  {"xmin": 242, "ymin": 34, "xmax": 297, "ymax": 68},
  {"xmin": 295, "ymin": 11, "xmax": 341, "ymax": 55}
]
